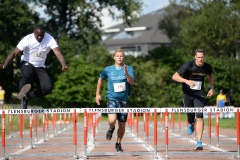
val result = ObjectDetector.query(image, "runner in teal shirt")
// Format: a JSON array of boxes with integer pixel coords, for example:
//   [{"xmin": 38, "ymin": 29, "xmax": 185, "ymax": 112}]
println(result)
[
  {"xmin": 100, "ymin": 64, "xmax": 135, "ymax": 100},
  {"xmin": 95, "ymin": 49, "xmax": 135, "ymax": 152}
]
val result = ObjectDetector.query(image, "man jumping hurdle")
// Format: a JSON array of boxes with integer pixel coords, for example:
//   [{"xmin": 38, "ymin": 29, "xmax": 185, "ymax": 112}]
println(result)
[
  {"xmin": 95, "ymin": 49, "xmax": 135, "ymax": 152},
  {"xmin": 172, "ymin": 48, "xmax": 214, "ymax": 150},
  {"xmin": 0, "ymin": 24, "xmax": 69, "ymax": 109}
]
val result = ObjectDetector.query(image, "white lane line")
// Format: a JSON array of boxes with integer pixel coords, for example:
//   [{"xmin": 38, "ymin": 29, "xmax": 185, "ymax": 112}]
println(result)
[
  {"xmin": 187, "ymin": 138, "xmax": 234, "ymax": 160},
  {"xmin": 9, "ymin": 131, "xmax": 56, "ymax": 159},
  {"xmin": 219, "ymin": 134, "xmax": 237, "ymax": 140},
  {"xmin": 78, "ymin": 129, "xmax": 96, "ymax": 160},
  {"xmin": 9, "ymin": 123, "xmax": 76, "ymax": 159},
  {"xmin": 148, "ymin": 123, "xmax": 235, "ymax": 159},
  {"xmin": 136, "ymin": 123, "xmax": 164, "ymax": 160}
]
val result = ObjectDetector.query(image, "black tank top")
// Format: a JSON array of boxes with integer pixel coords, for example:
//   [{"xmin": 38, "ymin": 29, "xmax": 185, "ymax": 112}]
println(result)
[{"xmin": 177, "ymin": 60, "xmax": 212, "ymax": 96}]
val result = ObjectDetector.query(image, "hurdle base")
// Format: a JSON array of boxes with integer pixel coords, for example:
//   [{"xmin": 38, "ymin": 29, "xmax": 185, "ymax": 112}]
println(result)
[
  {"xmin": 234, "ymin": 155, "xmax": 240, "ymax": 159},
  {"xmin": 73, "ymin": 155, "xmax": 78, "ymax": 159},
  {"xmin": 154, "ymin": 155, "xmax": 159, "ymax": 159},
  {"xmin": 1, "ymin": 157, "xmax": 9, "ymax": 160},
  {"xmin": 165, "ymin": 155, "xmax": 170, "ymax": 159},
  {"xmin": 20, "ymin": 146, "xmax": 24, "ymax": 149}
]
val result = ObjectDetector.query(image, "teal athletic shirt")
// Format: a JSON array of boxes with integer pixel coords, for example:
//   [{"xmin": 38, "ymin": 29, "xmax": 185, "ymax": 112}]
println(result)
[{"xmin": 100, "ymin": 65, "xmax": 135, "ymax": 100}]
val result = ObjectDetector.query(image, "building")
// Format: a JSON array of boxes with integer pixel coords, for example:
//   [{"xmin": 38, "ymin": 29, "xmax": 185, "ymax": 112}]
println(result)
[{"xmin": 101, "ymin": 8, "xmax": 172, "ymax": 57}]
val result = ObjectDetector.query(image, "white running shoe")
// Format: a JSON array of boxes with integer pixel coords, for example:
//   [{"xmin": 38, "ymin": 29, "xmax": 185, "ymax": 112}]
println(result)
[{"xmin": 17, "ymin": 84, "xmax": 31, "ymax": 99}]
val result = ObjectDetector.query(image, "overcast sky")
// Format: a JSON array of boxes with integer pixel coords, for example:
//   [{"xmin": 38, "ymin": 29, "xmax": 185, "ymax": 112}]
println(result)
[{"xmin": 34, "ymin": 0, "xmax": 170, "ymax": 29}]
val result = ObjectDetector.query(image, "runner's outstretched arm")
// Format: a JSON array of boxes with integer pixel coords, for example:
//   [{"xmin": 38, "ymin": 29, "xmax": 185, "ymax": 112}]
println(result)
[
  {"xmin": 207, "ymin": 73, "xmax": 214, "ymax": 97},
  {"xmin": 52, "ymin": 47, "xmax": 69, "ymax": 71},
  {"xmin": 0, "ymin": 47, "xmax": 21, "ymax": 69},
  {"xmin": 96, "ymin": 78, "xmax": 104, "ymax": 105}
]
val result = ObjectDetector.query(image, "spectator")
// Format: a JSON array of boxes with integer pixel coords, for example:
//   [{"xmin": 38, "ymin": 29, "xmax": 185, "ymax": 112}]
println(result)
[
  {"xmin": 216, "ymin": 90, "xmax": 227, "ymax": 118},
  {"xmin": 0, "ymin": 86, "xmax": 5, "ymax": 104}
]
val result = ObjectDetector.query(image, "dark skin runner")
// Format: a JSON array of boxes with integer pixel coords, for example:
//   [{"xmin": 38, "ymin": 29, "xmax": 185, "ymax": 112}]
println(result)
[{"xmin": 0, "ymin": 29, "xmax": 69, "ymax": 71}]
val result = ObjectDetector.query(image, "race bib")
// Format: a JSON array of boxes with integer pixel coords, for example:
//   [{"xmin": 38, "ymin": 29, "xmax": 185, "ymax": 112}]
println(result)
[
  {"xmin": 29, "ymin": 51, "xmax": 46, "ymax": 60},
  {"xmin": 113, "ymin": 82, "xmax": 126, "ymax": 92},
  {"xmin": 190, "ymin": 81, "xmax": 202, "ymax": 90}
]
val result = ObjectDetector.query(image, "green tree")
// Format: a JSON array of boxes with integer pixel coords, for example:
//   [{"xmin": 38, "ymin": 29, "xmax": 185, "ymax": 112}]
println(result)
[
  {"xmin": 33, "ymin": 0, "xmax": 143, "ymax": 41},
  {"xmin": 47, "ymin": 57, "xmax": 105, "ymax": 108},
  {"xmin": 47, "ymin": 45, "xmax": 111, "ymax": 108},
  {"xmin": 159, "ymin": 0, "xmax": 240, "ymax": 57},
  {"xmin": 179, "ymin": 1, "xmax": 240, "ymax": 57}
]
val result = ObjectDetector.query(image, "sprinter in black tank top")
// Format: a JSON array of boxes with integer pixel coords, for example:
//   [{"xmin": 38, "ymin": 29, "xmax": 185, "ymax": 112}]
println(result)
[{"xmin": 172, "ymin": 48, "xmax": 214, "ymax": 150}]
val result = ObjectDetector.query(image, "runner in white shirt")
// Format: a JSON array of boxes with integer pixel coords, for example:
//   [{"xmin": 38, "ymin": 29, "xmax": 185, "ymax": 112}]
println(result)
[{"xmin": 0, "ymin": 24, "xmax": 69, "ymax": 109}]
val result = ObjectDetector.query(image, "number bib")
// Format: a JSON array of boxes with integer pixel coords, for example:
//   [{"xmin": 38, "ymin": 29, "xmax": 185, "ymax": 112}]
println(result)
[
  {"xmin": 190, "ymin": 81, "xmax": 202, "ymax": 90},
  {"xmin": 113, "ymin": 82, "xmax": 126, "ymax": 92},
  {"xmin": 30, "ymin": 51, "xmax": 46, "ymax": 60}
]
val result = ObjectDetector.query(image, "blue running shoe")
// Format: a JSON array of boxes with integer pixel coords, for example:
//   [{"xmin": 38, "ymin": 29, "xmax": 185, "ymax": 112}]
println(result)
[
  {"xmin": 195, "ymin": 141, "xmax": 203, "ymax": 150},
  {"xmin": 188, "ymin": 119, "xmax": 195, "ymax": 135}
]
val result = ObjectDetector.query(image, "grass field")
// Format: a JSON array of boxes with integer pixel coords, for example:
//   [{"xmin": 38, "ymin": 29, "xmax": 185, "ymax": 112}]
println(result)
[{"xmin": 0, "ymin": 112, "xmax": 237, "ymax": 137}]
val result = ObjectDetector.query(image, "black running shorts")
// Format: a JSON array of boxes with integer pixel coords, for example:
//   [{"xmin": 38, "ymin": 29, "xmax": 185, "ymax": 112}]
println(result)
[{"xmin": 183, "ymin": 93, "xmax": 205, "ymax": 123}]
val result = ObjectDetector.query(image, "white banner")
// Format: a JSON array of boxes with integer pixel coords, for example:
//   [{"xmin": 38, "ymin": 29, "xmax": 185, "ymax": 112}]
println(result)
[{"xmin": 0, "ymin": 107, "xmax": 238, "ymax": 114}]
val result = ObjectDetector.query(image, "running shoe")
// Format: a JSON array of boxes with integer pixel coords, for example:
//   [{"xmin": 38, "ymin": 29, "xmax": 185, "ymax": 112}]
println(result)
[
  {"xmin": 106, "ymin": 125, "xmax": 115, "ymax": 140},
  {"xmin": 115, "ymin": 142, "xmax": 123, "ymax": 152},
  {"xmin": 195, "ymin": 141, "xmax": 203, "ymax": 150},
  {"xmin": 21, "ymin": 94, "xmax": 29, "ymax": 109},
  {"xmin": 188, "ymin": 119, "xmax": 195, "ymax": 135},
  {"xmin": 17, "ymin": 84, "xmax": 31, "ymax": 99}
]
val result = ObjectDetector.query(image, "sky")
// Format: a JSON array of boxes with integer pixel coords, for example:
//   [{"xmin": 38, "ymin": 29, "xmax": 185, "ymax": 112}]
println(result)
[
  {"xmin": 34, "ymin": 0, "xmax": 170, "ymax": 29},
  {"xmin": 101, "ymin": 0, "xmax": 170, "ymax": 29}
]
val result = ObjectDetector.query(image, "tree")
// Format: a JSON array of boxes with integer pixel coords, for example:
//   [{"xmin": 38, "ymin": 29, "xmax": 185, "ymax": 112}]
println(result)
[
  {"xmin": 0, "ymin": 0, "xmax": 40, "ymax": 103},
  {"xmin": 46, "ymin": 45, "xmax": 111, "ymax": 108},
  {"xmin": 32, "ymin": 0, "xmax": 143, "ymax": 41},
  {"xmin": 47, "ymin": 57, "xmax": 105, "ymax": 108},
  {"xmin": 179, "ymin": 1, "xmax": 240, "ymax": 57},
  {"xmin": 159, "ymin": 0, "xmax": 240, "ymax": 57}
]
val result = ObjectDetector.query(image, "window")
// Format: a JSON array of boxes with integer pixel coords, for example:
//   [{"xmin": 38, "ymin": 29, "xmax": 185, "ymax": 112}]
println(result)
[{"xmin": 112, "ymin": 31, "xmax": 144, "ymax": 39}]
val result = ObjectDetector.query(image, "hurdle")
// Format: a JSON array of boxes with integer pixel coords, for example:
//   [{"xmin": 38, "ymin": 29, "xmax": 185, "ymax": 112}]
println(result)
[
  {"xmin": 83, "ymin": 107, "xmax": 239, "ymax": 159},
  {"xmin": 1, "ymin": 108, "xmax": 79, "ymax": 159},
  {"xmin": 1, "ymin": 107, "xmax": 240, "ymax": 159},
  {"xmin": 82, "ymin": 108, "xmax": 157, "ymax": 159}
]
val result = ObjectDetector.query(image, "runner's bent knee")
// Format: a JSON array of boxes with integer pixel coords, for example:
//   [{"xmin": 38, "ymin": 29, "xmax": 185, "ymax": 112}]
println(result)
[
  {"xmin": 41, "ymin": 85, "xmax": 52, "ymax": 96},
  {"xmin": 108, "ymin": 114, "xmax": 117, "ymax": 123}
]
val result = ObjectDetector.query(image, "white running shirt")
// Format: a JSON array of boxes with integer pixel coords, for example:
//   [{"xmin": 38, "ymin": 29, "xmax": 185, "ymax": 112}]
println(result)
[{"xmin": 17, "ymin": 33, "xmax": 58, "ymax": 67}]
